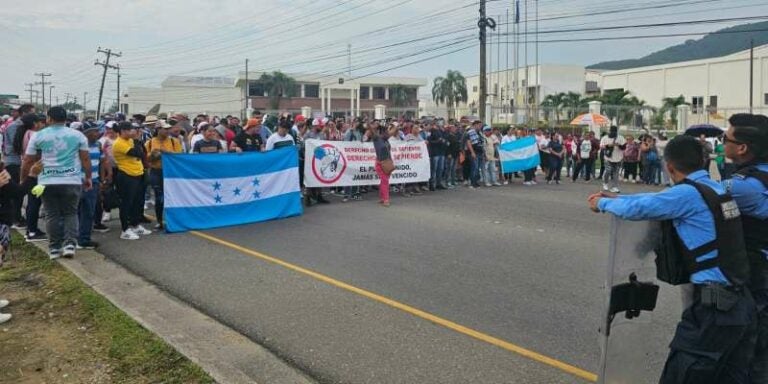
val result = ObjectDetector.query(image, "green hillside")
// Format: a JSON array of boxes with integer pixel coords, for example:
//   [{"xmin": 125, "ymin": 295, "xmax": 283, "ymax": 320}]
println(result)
[{"xmin": 588, "ymin": 21, "xmax": 768, "ymax": 70}]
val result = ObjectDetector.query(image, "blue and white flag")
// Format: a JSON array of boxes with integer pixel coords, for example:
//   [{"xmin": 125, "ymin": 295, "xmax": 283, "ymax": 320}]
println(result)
[
  {"xmin": 499, "ymin": 136, "xmax": 540, "ymax": 173},
  {"xmin": 162, "ymin": 148, "xmax": 303, "ymax": 233}
]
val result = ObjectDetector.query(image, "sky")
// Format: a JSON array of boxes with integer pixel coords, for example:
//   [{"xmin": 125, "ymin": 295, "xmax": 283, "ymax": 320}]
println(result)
[{"xmin": 2, "ymin": 0, "xmax": 767, "ymax": 107}]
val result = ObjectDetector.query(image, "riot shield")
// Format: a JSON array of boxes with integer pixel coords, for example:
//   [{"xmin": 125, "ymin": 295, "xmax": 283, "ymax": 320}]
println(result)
[{"xmin": 598, "ymin": 218, "xmax": 681, "ymax": 384}]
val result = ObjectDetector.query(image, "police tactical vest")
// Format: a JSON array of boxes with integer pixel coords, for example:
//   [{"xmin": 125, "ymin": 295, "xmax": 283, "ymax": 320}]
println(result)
[
  {"xmin": 734, "ymin": 165, "xmax": 768, "ymax": 284},
  {"xmin": 655, "ymin": 179, "xmax": 750, "ymax": 286}
]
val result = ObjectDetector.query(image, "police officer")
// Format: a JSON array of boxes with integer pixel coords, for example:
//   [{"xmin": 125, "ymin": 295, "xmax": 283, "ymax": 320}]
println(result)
[
  {"xmin": 722, "ymin": 113, "xmax": 768, "ymax": 383},
  {"xmin": 589, "ymin": 135, "xmax": 757, "ymax": 384}
]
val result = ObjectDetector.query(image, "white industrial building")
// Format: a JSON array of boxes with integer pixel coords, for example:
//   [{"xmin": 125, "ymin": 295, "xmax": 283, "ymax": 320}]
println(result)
[
  {"xmin": 123, "ymin": 76, "xmax": 241, "ymax": 117},
  {"xmin": 461, "ymin": 64, "xmax": 588, "ymax": 123},
  {"xmin": 599, "ymin": 44, "xmax": 768, "ymax": 126}
]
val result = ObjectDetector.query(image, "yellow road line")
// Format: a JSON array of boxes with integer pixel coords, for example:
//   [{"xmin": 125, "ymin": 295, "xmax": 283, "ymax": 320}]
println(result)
[{"xmin": 190, "ymin": 230, "xmax": 598, "ymax": 382}]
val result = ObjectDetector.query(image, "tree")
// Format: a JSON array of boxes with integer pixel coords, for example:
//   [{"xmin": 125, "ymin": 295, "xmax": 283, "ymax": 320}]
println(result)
[
  {"xmin": 389, "ymin": 84, "xmax": 410, "ymax": 108},
  {"xmin": 540, "ymin": 93, "xmax": 565, "ymax": 122},
  {"xmin": 561, "ymin": 92, "xmax": 584, "ymax": 120},
  {"xmin": 595, "ymin": 89, "xmax": 646, "ymax": 126},
  {"xmin": 258, "ymin": 71, "xmax": 297, "ymax": 110},
  {"xmin": 660, "ymin": 95, "xmax": 688, "ymax": 127},
  {"xmin": 432, "ymin": 70, "xmax": 467, "ymax": 120}
]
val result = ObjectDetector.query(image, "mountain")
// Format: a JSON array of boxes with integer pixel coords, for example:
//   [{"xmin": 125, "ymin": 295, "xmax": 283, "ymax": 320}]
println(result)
[{"xmin": 588, "ymin": 21, "xmax": 768, "ymax": 70}]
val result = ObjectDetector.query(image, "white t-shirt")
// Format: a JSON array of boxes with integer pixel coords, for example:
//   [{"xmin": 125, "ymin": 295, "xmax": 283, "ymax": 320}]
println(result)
[
  {"xmin": 265, "ymin": 132, "xmax": 295, "ymax": 151},
  {"xmin": 579, "ymin": 139, "xmax": 593, "ymax": 159},
  {"xmin": 600, "ymin": 135, "xmax": 627, "ymax": 163},
  {"xmin": 26, "ymin": 125, "xmax": 88, "ymax": 185},
  {"xmin": 501, "ymin": 134, "xmax": 517, "ymax": 144}
]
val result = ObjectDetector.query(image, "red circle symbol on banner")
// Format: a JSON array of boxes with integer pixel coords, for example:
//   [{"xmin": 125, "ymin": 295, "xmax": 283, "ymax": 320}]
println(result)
[{"xmin": 311, "ymin": 143, "xmax": 347, "ymax": 184}]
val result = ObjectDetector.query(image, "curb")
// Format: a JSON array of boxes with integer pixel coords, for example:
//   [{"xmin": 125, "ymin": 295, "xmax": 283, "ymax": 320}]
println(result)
[{"xmin": 23, "ymin": 235, "xmax": 315, "ymax": 384}]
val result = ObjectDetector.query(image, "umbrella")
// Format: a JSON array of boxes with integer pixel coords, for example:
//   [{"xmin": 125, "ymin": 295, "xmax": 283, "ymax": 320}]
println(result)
[
  {"xmin": 570, "ymin": 113, "xmax": 611, "ymax": 126},
  {"xmin": 685, "ymin": 124, "xmax": 724, "ymax": 138}
]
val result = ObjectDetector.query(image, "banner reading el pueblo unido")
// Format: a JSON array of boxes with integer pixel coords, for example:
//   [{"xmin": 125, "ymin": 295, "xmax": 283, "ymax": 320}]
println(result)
[{"xmin": 303, "ymin": 139, "xmax": 430, "ymax": 187}]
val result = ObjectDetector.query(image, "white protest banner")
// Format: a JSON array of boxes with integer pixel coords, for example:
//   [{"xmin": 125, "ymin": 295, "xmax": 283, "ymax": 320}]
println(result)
[{"xmin": 303, "ymin": 139, "xmax": 430, "ymax": 187}]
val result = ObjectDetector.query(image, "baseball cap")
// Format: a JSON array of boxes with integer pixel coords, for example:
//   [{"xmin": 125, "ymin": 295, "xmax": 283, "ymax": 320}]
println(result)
[
  {"xmin": 482, "ymin": 125, "xmax": 492, "ymax": 131},
  {"xmin": 245, "ymin": 118, "xmax": 260, "ymax": 128},
  {"xmin": 295, "ymin": 115, "xmax": 306, "ymax": 123}
]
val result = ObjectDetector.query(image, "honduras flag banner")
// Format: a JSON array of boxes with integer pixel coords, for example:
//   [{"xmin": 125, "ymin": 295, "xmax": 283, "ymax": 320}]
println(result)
[
  {"xmin": 499, "ymin": 136, "xmax": 540, "ymax": 173},
  {"xmin": 162, "ymin": 148, "xmax": 303, "ymax": 233}
]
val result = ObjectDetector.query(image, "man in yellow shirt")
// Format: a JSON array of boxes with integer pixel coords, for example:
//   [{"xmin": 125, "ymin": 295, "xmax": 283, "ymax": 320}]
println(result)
[
  {"xmin": 145, "ymin": 120, "xmax": 181, "ymax": 230},
  {"xmin": 112, "ymin": 122, "xmax": 151, "ymax": 240}
]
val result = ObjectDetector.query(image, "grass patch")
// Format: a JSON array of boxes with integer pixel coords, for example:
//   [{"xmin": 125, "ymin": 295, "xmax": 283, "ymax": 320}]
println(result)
[{"xmin": 0, "ymin": 234, "xmax": 214, "ymax": 384}]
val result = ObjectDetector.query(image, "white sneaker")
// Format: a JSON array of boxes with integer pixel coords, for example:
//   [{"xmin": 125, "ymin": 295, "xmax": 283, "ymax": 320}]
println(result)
[
  {"xmin": 0, "ymin": 299, "xmax": 8, "ymax": 309},
  {"xmin": 133, "ymin": 225, "xmax": 152, "ymax": 236},
  {"xmin": 0, "ymin": 313, "xmax": 11, "ymax": 324},
  {"xmin": 523, "ymin": 181, "xmax": 532, "ymax": 186},
  {"xmin": 503, "ymin": 181, "xmax": 509, "ymax": 185},
  {"xmin": 102, "ymin": 212, "xmax": 112, "ymax": 222},
  {"xmin": 610, "ymin": 187, "xmax": 621, "ymax": 193},
  {"xmin": 602, "ymin": 183, "xmax": 609, "ymax": 191},
  {"xmin": 120, "ymin": 229, "xmax": 140, "ymax": 240},
  {"xmin": 531, "ymin": 181, "xmax": 538, "ymax": 185}
]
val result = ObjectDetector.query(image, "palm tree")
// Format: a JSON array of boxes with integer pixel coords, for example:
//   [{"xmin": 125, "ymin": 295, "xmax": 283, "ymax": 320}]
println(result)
[
  {"xmin": 660, "ymin": 95, "xmax": 688, "ymax": 127},
  {"xmin": 562, "ymin": 91, "xmax": 584, "ymax": 120},
  {"xmin": 258, "ymin": 71, "xmax": 297, "ymax": 110},
  {"xmin": 432, "ymin": 70, "xmax": 468, "ymax": 120},
  {"xmin": 389, "ymin": 84, "xmax": 410, "ymax": 108},
  {"xmin": 540, "ymin": 92, "xmax": 565, "ymax": 122}
]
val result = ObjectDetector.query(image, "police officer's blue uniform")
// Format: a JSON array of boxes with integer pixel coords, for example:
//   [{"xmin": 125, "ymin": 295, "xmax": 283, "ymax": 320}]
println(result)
[
  {"xmin": 726, "ymin": 163, "xmax": 768, "ymax": 383},
  {"xmin": 599, "ymin": 170, "xmax": 757, "ymax": 384}
]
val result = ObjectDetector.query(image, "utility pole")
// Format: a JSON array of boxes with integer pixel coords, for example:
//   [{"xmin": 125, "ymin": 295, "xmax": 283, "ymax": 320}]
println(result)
[
  {"xmin": 116, "ymin": 65, "xmax": 121, "ymax": 113},
  {"xmin": 25, "ymin": 83, "xmax": 35, "ymax": 104},
  {"xmin": 49, "ymin": 85, "xmax": 55, "ymax": 107},
  {"xmin": 83, "ymin": 92, "xmax": 88, "ymax": 114},
  {"xmin": 64, "ymin": 92, "xmax": 72, "ymax": 105},
  {"xmin": 347, "ymin": 43, "xmax": 352, "ymax": 77},
  {"xmin": 749, "ymin": 39, "xmax": 754, "ymax": 113},
  {"xmin": 34, "ymin": 72, "xmax": 52, "ymax": 113},
  {"xmin": 244, "ymin": 58, "xmax": 249, "ymax": 119},
  {"xmin": 94, "ymin": 47, "xmax": 121, "ymax": 119},
  {"xmin": 478, "ymin": 0, "xmax": 496, "ymax": 123}
]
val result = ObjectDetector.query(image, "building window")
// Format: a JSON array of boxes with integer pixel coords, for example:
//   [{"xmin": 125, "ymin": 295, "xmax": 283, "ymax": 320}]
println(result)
[
  {"xmin": 373, "ymin": 86, "xmax": 386, "ymax": 100},
  {"xmin": 764, "ymin": 93, "xmax": 768, "ymax": 105},
  {"xmin": 248, "ymin": 81, "xmax": 265, "ymax": 97},
  {"xmin": 292, "ymin": 84, "xmax": 302, "ymax": 98},
  {"xmin": 360, "ymin": 87, "xmax": 369, "ymax": 99},
  {"xmin": 709, "ymin": 95, "xmax": 718, "ymax": 108},
  {"xmin": 304, "ymin": 84, "xmax": 319, "ymax": 98},
  {"xmin": 691, "ymin": 96, "xmax": 704, "ymax": 114},
  {"xmin": 473, "ymin": 85, "xmax": 478, "ymax": 93}
]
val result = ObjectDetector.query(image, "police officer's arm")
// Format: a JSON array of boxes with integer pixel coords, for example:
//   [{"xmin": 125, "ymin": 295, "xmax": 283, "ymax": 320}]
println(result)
[
  {"xmin": 724, "ymin": 177, "xmax": 768, "ymax": 219},
  {"xmin": 596, "ymin": 186, "xmax": 698, "ymax": 221}
]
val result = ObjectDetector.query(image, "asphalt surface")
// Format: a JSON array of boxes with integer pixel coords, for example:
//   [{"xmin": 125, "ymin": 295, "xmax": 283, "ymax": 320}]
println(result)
[{"xmin": 92, "ymin": 177, "xmax": 683, "ymax": 384}]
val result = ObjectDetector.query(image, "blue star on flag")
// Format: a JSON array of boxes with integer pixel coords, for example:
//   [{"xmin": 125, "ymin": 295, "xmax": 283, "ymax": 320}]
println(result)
[
  {"xmin": 251, "ymin": 177, "xmax": 260, "ymax": 187},
  {"xmin": 213, "ymin": 181, "xmax": 222, "ymax": 191},
  {"xmin": 252, "ymin": 191, "xmax": 261, "ymax": 199},
  {"xmin": 233, "ymin": 187, "xmax": 242, "ymax": 196},
  {"xmin": 214, "ymin": 194, "xmax": 223, "ymax": 204}
]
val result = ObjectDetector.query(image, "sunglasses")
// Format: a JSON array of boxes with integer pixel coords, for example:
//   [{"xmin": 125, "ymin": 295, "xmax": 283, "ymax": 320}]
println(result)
[{"xmin": 723, "ymin": 135, "xmax": 745, "ymax": 145}]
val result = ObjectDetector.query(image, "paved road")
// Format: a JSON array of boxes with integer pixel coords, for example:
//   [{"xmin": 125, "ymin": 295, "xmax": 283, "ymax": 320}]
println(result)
[{"xmin": 93, "ymin": 179, "xmax": 682, "ymax": 383}]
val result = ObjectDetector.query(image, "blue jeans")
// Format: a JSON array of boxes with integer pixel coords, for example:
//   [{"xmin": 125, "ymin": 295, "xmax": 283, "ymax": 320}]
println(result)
[
  {"xmin": 343, "ymin": 185, "xmax": 359, "ymax": 198},
  {"xmin": 471, "ymin": 156, "xmax": 484, "ymax": 187},
  {"xmin": 78, "ymin": 181, "xmax": 99, "ymax": 244},
  {"xmin": 483, "ymin": 160, "xmax": 498, "ymax": 185},
  {"xmin": 430, "ymin": 155, "xmax": 445, "ymax": 189},
  {"xmin": 445, "ymin": 156, "xmax": 458, "ymax": 185}
]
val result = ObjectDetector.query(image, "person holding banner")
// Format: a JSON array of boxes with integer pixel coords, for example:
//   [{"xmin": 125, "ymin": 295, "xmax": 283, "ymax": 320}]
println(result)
[{"xmin": 371, "ymin": 124, "xmax": 393, "ymax": 207}]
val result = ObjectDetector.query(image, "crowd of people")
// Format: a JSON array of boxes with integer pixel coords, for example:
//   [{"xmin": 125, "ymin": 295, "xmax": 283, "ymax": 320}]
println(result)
[{"xmin": 0, "ymin": 106, "xmax": 682, "ymax": 253}]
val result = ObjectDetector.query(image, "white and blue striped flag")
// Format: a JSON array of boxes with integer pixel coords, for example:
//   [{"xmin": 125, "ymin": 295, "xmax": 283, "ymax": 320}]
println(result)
[
  {"xmin": 162, "ymin": 148, "xmax": 303, "ymax": 233},
  {"xmin": 499, "ymin": 136, "xmax": 540, "ymax": 173}
]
